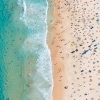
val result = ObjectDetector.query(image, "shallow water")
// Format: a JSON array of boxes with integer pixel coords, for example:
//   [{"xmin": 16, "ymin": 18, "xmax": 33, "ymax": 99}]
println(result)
[{"xmin": 0, "ymin": 0, "xmax": 53, "ymax": 100}]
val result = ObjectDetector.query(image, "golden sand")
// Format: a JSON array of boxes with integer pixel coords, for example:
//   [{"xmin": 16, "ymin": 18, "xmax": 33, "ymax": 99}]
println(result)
[{"xmin": 47, "ymin": 0, "xmax": 100, "ymax": 100}]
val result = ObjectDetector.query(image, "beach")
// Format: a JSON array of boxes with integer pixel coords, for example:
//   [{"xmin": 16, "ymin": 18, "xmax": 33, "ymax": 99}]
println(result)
[
  {"xmin": 47, "ymin": 0, "xmax": 100, "ymax": 100},
  {"xmin": 1, "ymin": 0, "xmax": 100, "ymax": 100}
]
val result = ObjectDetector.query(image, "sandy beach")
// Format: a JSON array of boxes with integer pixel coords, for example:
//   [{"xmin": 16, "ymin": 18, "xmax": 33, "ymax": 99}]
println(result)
[
  {"xmin": 47, "ymin": 0, "xmax": 71, "ymax": 99},
  {"xmin": 47, "ymin": 0, "xmax": 100, "ymax": 100}
]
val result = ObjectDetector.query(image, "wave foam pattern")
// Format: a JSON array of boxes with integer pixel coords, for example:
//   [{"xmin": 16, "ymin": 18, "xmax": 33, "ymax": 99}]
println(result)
[{"xmin": 18, "ymin": 0, "xmax": 53, "ymax": 100}]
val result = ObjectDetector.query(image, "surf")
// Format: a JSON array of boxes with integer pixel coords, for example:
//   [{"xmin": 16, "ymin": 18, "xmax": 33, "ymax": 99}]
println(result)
[{"xmin": 18, "ymin": 0, "xmax": 53, "ymax": 100}]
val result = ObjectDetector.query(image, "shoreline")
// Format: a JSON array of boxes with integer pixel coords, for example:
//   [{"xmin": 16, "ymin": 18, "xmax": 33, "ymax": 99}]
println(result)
[
  {"xmin": 47, "ymin": 0, "xmax": 64, "ymax": 100},
  {"xmin": 46, "ymin": 0, "xmax": 54, "ymax": 100}
]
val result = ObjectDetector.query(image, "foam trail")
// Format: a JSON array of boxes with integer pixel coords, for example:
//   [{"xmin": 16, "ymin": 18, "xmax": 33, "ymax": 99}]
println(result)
[
  {"xmin": 18, "ymin": 0, "xmax": 53, "ymax": 100},
  {"xmin": 23, "ymin": 1, "xmax": 26, "ymax": 16},
  {"xmin": 45, "ymin": 0, "xmax": 53, "ymax": 99}
]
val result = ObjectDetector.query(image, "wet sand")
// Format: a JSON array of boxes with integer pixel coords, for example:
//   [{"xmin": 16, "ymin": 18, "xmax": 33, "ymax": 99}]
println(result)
[
  {"xmin": 47, "ymin": 0, "xmax": 69, "ymax": 99},
  {"xmin": 47, "ymin": 0, "xmax": 100, "ymax": 100}
]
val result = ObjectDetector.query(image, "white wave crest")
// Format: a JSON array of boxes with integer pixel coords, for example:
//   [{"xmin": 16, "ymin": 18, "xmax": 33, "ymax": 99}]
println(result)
[{"xmin": 18, "ymin": 0, "xmax": 53, "ymax": 100}]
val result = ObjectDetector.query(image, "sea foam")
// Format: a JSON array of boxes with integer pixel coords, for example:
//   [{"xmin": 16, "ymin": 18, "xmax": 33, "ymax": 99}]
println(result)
[{"xmin": 18, "ymin": 0, "xmax": 53, "ymax": 100}]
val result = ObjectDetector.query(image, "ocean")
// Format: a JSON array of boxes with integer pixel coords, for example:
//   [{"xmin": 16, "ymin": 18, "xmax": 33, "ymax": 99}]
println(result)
[{"xmin": 0, "ymin": 0, "xmax": 53, "ymax": 100}]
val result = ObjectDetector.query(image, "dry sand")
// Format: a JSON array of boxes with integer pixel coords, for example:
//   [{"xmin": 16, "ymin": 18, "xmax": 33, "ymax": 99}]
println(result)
[{"xmin": 47, "ymin": 0, "xmax": 100, "ymax": 100}]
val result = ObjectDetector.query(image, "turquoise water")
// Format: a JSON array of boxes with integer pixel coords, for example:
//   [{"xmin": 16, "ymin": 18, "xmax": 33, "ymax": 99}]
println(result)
[{"xmin": 0, "ymin": 0, "xmax": 53, "ymax": 100}]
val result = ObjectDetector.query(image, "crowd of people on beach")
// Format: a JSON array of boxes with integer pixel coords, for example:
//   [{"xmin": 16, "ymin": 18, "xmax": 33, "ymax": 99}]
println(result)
[{"xmin": 49, "ymin": 0, "xmax": 100, "ymax": 99}]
